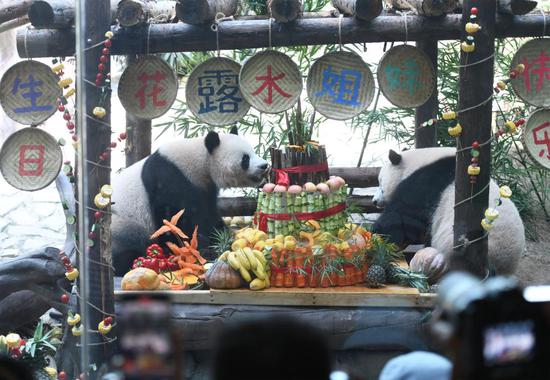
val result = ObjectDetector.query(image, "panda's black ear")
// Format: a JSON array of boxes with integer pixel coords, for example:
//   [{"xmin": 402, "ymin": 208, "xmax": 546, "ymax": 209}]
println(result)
[
  {"xmin": 205, "ymin": 131, "xmax": 220, "ymax": 154},
  {"xmin": 229, "ymin": 126, "xmax": 238, "ymax": 135},
  {"xmin": 389, "ymin": 149, "xmax": 402, "ymax": 165}
]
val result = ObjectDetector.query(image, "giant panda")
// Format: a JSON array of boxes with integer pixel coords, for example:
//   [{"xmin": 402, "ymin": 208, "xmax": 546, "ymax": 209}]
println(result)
[
  {"xmin": 372, "ymin": 147, "xmax": 525, "ymax": 274},
  {"xmin": 111, "ymin": 127, "xmax": 268, "ymax": 275}
]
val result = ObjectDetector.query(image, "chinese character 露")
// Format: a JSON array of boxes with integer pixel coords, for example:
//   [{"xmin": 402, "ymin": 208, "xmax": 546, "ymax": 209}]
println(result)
[
  {"xmin": 18, "ymin": 145, "xmax": 45, "ymax": 177},
  {"xmin": 197, "ymin": 70, "xmax": 242, "ymax": 114},
  {"xmin": 134, "ymin": 71, "xmax": 167, "ymax": 109},
  {"xmin": 314, "ymin": 65, "xmax": 362, "ymax": 106},
  {"xmin": 252, "ymin": 65, "xmax": 291, "ymax": 105},
  {"xmin": 533, "ymin": 121, "xmax": 550, "ymax": 160},
  {"xmin": 11, "ymin": 75, "xmax": 53, "ymax": 114},
  {"xmin": 384, "ymin": 58, "xmax": 422, "ymax": 96},
  {"xmin": 521, "ymin": 51, "xmax": 550, "ymax": 93}
]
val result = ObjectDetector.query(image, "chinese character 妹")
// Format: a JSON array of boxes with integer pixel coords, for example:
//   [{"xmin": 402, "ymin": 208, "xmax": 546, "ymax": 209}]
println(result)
[{"xmin": 384, "ymin": 58, "xmax": 422, "ymax": 96}]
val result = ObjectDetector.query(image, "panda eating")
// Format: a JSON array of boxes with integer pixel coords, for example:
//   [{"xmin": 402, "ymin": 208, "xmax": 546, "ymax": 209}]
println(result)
[
  {"xmin": 111, "ymin": 127, "xmax": 268, "ymax": 275},
  {"xmin": 372, "ymin": 147, "xmax": 525, "ymax": 275}
]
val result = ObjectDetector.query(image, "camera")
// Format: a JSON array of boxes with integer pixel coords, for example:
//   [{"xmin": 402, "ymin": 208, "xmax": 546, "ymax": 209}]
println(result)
[{"xmin": 432, "ymin": 272, "xmax": 550, "ymax": 380}]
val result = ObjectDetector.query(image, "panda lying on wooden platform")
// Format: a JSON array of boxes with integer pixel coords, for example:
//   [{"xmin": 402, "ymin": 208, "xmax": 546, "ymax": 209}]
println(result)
[
  {"xmin": 372, "ymin": 147, "xmax": 525, "ymax": 274},
  {"xmin": 111, "ymin": 127, "xmax": 268, "ymax": 275}
]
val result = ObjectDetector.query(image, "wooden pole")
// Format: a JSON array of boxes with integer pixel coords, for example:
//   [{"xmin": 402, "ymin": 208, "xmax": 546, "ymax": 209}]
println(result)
[
  {"xmin": 386, "ymin": 0, "xmax": 458, "ymax": 17},
  {"xmin": 175, "ymin": 0, "xmax": 238, "ymax": 25},
  {"xmin": 116, "ymin": 0, "xmax": 175, "ymax": 27},
  {"xmin": 75, "ymin": 0, "xmax": 114, "ymax": 375},
  {"xmin": 16, "ymin": 12, "xmax": 550, "ymax": 57},
  {"xmin": 415, "ymin": 39, "xmax": 438, "ymax": 148},
  {"xmin": 268, "ymin": 0, "xmax": 303, "ymax": 23},
  {"xmin": 0, "ymin": 0, "xmax": 32, "ymax": 25},
  {"xmin": 125, "ymin": 55, "xmax": 152, "ymax": 166},
  {"xmin": 451, "ymin": 0, "xmax": 496, "ymax": 278},
  {"xmin": 331, "ymin": 0, "xmax": 383, "ymax": 22},
  {"xmin": 28, "ymin": 0, "xmax": 118, "ymax": 28},
  {"xmin": 457, "ymin": 0, "xmax": 538, "ymax": 15}
]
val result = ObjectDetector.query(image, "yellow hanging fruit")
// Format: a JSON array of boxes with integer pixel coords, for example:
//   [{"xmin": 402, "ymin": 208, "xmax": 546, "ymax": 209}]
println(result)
[
  {"xmin": 481, "ymin": 218, "xmax": 494, "ymax": 231},
  {"xmin": 448, "ymin": 123, "xmax": 463, "ymax": 137},
  {"xmin": 505, "ymin": 120, "xmax": 517, "ymax": 134},
  {"xmin": 484, "ymin": 208, "xmax": 499, "ymax": 221},
  {"xmin": 5, "ymin": 333, "xmax": 20, "ymax": 349},
  {"xmin": 496, "ymin": 81, "xmax": 507, "ymax": 90},
  {"xmin": 43, "ymin": 367, "xmax": 57, "ymax": 379},
  {"xmin": 71, "ymin": 325, "xmax": 82, "ymax": 337},
  {"xmin": 105, "ymin": 31, "xmax": 114, "ymax": 39},
  {"xmin": 58, "ymin": 78, "xmax": 73, "ymax": 88},
  {"xmin": 515, "ymin": 63, "xmax": 525, "ymax": 73},
  {"xmin": 64, "ymin": 88, "xmax": 76, "ymax": 98},
  {"xmin": 499, "ymin": 186, "xmax": 512, "ymax": 198},
  {"xmin": 465, "ymin": 22, "xmax": 481, "ymax": 34},
  {"xmin": 442, "ymin": 111, "xmax": 456, "ymax": 120},
  {"xmin": 51, "ymin": 63, "xmax": 64, "ymax": 73},
  {"xmin": 100, "ymin": 184, "xmax": 113, "ymax": 198},
  {"xmin": 93, "ymin": 106, "xmax": 106, "ymax": 118},
  {"xmin": 461, "ymin": 41, "xmax": 475, "ymax": 53},
  {"xmin": 468, "ymin": 165, "xmax": 481, "ymax": 176},
  {"xmin": 65, "ymin": 268, "xmax": 79, "ymax": 281},
  {"xmin": 67, "ymin": 313, "xmax": 81, "ymax": 326},
  {"xmin": 98, "ymin": 320, "xmax": 112, "ymax": 335}
]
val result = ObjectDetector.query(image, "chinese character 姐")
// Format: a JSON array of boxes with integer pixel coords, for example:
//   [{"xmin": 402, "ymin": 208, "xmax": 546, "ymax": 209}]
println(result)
[{"xmin": 314, "ymin": 65, "xmax": 362, "ymax": 106}]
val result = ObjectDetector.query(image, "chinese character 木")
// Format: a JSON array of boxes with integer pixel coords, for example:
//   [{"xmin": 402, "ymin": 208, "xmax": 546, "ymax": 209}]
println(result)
[
  {"xmin": 252, "ymin": 65, "xmax": 291, "ymax": 105},
  {"xmin": 197, "ymin": 70, "xmax": 242, "ymax": 114},
  {"xmin": 134, "ymin": 71, "xmax": 167, "ymax": 109},
  {"xmin": 384, "ymin": 58, "xmax": 422, "ymax": 96},
  {"xmin": 11, "ymin": 75, "xmax": 53, "ymax": 114},
  {"xmin": 18, "ymin": 145, "xmax": 45, "ymax": 177},
  {"xmin": 314, "ymin": 65, "xmax": 362, "ymax": 106}
]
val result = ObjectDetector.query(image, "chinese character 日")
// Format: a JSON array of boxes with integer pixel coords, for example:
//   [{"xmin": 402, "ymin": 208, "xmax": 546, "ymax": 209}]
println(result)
[
  {"xmin": 521, "ymin": 51, "xmax": 550, "ymax": 93},
  {"xmin": 252, "ymin": 65, "xmax": 291, "ymax": 105},
  {"xmin": 11, "ymin": 75, "xmax": 53, "ymax": 114},
  {"xmin": 314, "ymin": 65, "xmax": 362, "ymax": 106},
  {"xmin": 533, "ymin": 121, "xmax": 550, "ymax": 160},
  {"xmin": 18, "ymin": 145, "xmax": 45, "ymax": 177},
  {"xmin": 197, "ymin": 70, "xmax": 242, "ymax": 114},
  {"xmin": 134, "ymin": 71, "xmax": 167, "ymax": 109},
  {"xmin": 384, "ymin": 58, "xmax": 422, "ymax": 96}
]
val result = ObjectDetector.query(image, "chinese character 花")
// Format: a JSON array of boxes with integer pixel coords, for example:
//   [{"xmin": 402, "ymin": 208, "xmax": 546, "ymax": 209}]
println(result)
[
  {"xmin": 197, "ymin": 70, "xmax": 242, "ymax": 114},
  {"xmin": 134, "ymin": 71, "xmax": 167, "ymax": 110},
  {"xmin": 11, "ymin": 75, "xmax": 53, "ymax": 114},
  {"xmin": 314, "ymin": 65, "xmax": 362, "ymax": 106}
]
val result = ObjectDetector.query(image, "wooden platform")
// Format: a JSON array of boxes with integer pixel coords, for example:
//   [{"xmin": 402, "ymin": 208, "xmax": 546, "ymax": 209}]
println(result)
[{"xmin": 115, "ymin": 285, "xmax": 436, "ymax": 308}]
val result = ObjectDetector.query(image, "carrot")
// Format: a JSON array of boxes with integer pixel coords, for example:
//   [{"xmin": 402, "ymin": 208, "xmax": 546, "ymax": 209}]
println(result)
[
  {"xmin": 274, "ymin": 271, "xmax": 285, "ymax": 287},
  {"xmin": 284, "ymin": 257, "xmax": 295, "ymax": 287},
  {"xmin": 190, "ymin": 225, "xmax": 199, "ymax": 250},
  {"xmin": 162, "ymin": 219, "xmax": 189, "ymax": 240},
  {"xmin": 320, "ymin": 272, "xmax": 330, "ymax": 288},
  {"xmin": 295, "ymin": 251, "xmax": 306, "ymax": 288},
  {"xmin": 344, "ymin": 265, "xmax": 354, "ymax": 286},
  {"xmin": 170, "ymin": 283, "xmax": 187, "ymax": 290},
  {"xmin": 177, "ymin": 260, "xmax": 203, "ymax": 272},
  {"xmin": 183, "ymin": 241, "xmax": 207, "ymax": 264},
  {"xmin": 150, "ymin": 225, "xmax": 171, "ymax": 240},
  {"xmin": 170, "ymin": 209, "xmax": 185, "ymax": 225},
  {"xmin": 166, "ymin": 241, "xmax": 185, "ymax": 256}
]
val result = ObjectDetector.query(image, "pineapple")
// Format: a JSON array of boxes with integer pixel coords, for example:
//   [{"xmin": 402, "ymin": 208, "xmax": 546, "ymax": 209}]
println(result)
[
  {"xmin": 365, "ymin": 265, "xmax": 386, "ymax": 288},
  {"xmin": 210, "ymin": 228, "xmax": 234, "ymax": 256}
]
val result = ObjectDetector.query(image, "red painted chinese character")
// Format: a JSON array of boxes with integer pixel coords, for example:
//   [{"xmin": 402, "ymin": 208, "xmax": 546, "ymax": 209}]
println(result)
[
  {"xmin": 18, "ymin": 145, "xmax": 45, "ymax": 177},
  {"xmin": 521, "ymin": 51, "xmax": 550, "ymax": 93},
  {"xmin": 252, "ymin": 65, "xmax": 291, "ymax": 105},
  {"xmin": 533, "ymin": 121, "xmax": 550, "ymax": 160},
  {"xmin": 134, "ymin": 71, "xmax": 167, "ymax": 109}
]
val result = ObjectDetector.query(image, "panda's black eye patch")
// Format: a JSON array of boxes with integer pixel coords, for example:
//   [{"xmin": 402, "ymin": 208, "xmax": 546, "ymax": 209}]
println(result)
[{"xmin": 241, "ymin": 154, "xmax": 250, "ymax": 170}]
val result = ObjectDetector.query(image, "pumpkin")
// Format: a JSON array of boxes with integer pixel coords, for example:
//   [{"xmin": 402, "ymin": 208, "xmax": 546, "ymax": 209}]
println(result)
[
  {"xmin": 410, "ymin": 247, "xmax": 447, "ymax": 284},
  {"xmin": 205, "ymin": 260, "xmax": 243, "ymax": 289}
]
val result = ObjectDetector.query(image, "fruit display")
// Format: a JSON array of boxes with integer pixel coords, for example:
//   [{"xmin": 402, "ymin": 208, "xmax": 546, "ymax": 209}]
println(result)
[
  {"xmin": 204, "ymin": 260, "xmax": 244, "ymax": 289},
  {"xmin": 213, "ymin": 247, "xmax": 272, "ymax": 290}
]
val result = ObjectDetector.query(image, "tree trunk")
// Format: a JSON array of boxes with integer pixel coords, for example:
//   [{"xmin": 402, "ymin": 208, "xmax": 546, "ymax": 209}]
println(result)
[
  {"xmin": 27, "ymin": 0, "xmax": 118, "ymax": 28},
  {"xmin": 0, "ymin": 0, "xmax": 32, "ymax": 25},
  {"xmin": 457, "ymin": 0, "xmax": 538, "ymax": 15},
  {"xmin": 176, "ymin": 0, "xmax": 239, "ymax": 25},
  {"xmin": 331, "ymin": 0, "xmax": 383, "ymax": 21},
  {"xmin": 415, "ymin": 39, "xmax": 438, "ymax": 148},
  {"xmin": 116, "ymin": 0, "xmax": 176, "ymax": 27},
  {"xmin": 386, "ymin": 0, "xmax": 458, "ymax": 16},
  {"xmin": 268, "ymin": 0, "xmax": 302, "ymax": 23},
  {"xmin": 451, "ymin": 0, "xmax": 496, "ymax": 278}
]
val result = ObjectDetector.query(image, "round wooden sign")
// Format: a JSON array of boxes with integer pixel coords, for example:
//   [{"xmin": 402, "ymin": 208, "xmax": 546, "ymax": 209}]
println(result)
[
  {"xmin": 0, "ymin": 61, "xmax": 61, "ymax": 125},
  {"xmin": 0, "ymin": 127, "xmax": 62, "ymax": 191},
  {"xmin": 306, "ymin": 51, "xmax": 374, "ymax": 120},
  {"xmin": 523, "ymin": 109, "xmax": 550, "ymax": 170},
  {"xmin": 239, "ymin": 50, "xmax": 302, "ymax": 113},
  {"xmin": 186, "ymin": 57, "xmax": 250, "ymax": 126},
  {"xmin": 377, "ymin": 44, "xmax": 436, "ymax": 108},
  {"xmin": 118, "ymin": 56, "xmax": 178, "ymax": 119},
  {"xmin": 510, "ymin": 38, "xmax": 550, "ymax": 108}
]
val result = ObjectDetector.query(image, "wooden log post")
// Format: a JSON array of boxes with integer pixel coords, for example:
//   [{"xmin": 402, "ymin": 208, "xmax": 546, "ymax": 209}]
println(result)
[
  {"xmin": 0, "ymin": 0, "xmax": 32, "ymax": 25},
  {"xmin": 75, "ymin": 0, "xmax": 115, "ymax": 373},
  {"xmin": 268, "ymin": 0, "xmax": 303, "ymax": 23},
  {"xmin": 175, "ymin": 0, "xmax": 238, "ymax": 25},
  {"xmin": 28, "ymin": 0, "xmax": 118, "ymax": 28},
  {"xmin": 497, "ymin": 0, "xmax": 538, "ymax": 15},
  {"xmin": 116, "ymin": 0, "xmax": 175, "ymax": 27},
  {"xmin": 125, "ymin": 55, "xmax": 152, "ymax": 166},
  {"xmin": 386, "ymin": 0, "xmax": 458, "ymax": 17},
  {"xmin": 451, "ymin": 0, "xmax": 496, "ymax": 278},
  {"xmin": 415, "ymin": 39, "xmax": 438, "ymax": 148},
  {"xmin": 331, "ymin": 0, "xmax": 383, "ymax": 22}
]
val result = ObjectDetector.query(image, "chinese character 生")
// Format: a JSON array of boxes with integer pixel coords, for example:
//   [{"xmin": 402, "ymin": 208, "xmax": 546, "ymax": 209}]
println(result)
[{"xmin": 11, "ymin": 75, "xmax": 53, "ymax": 114}]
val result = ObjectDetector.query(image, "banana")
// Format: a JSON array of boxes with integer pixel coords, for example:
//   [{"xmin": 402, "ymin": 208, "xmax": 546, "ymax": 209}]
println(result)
[
  {"xmin": 250, "ymin": 278, "xmax": 266, "ymax": 290},
  {"xmin": 264, "ymin": 274, "xmax": 270, "ymax": 288},
  {"xmin": 218, "ymin": 251, "xmax": 230, "ymax": 261},
  {"xmin": 252, "ymin": 250, "xmax": 267, "ymax": 266},
  {"xmin": 252, "ymin": 264, "xmax": 267, "ymax": 280},
  {"xmin": 239, "ymin": 267, "xmax": 252, "ymax": 282},
  {"xmin": 235, "ymin": 249, "xmax": 251, "ymax": 270},
  {"xmin": 227, "ymin": 251, "xmax": 241, "ymax": 270},
  {"xmin": 243, "ymin": 248, "xmax": 258, "ymax": 270}
]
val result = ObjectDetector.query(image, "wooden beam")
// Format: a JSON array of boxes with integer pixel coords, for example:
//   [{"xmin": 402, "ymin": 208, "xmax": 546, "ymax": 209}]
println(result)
[
  {"xmin": 329, "ymin": 166, "xmax": 380, "ymax": 188},
  {"xmin": 175, "ymin": 0, "xmax": 238, "ymax": 25},
  {"xmin": 386, "ymin": 0, "xmax": 458, "ymax": 17},
  {"xmin": 16, "ymin": 13, "xmax": 550, "ymax": 57},
  {"xmin": 0, "ymin": 0, "xmax": 32, "ymax": 25},
  {"xmin": 268, "ymin": 0, "xmax": 303, "ymax": 23},
  {"xmin": 414, "ymin": 39, "xmax": 438, "ymax": 148},
  {"xmin": 27, "ymin": 0, "xmax": 118, "ymax": 28},
  {"xmin": 457, "ymin": 0, "xmax": 538, "ymax": 16},
  {"xmin": 451, "ymin": 0, "xmax": 496, "ymax": 278},
  {"xmin": 116, "ymin": 0, "xmax": 175, "ymax": 27},
  {"xmin": 218, "ymin": 194, "xmax": 378, "ymax": 216},
  {"xmin": 331, "ymin": 0, "xmax": 383, "ymax": 22}
]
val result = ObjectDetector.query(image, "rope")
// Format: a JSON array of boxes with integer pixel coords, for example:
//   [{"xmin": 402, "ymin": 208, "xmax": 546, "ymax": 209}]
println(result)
[
  {"xmin": 539, "ymin": 8, "xmax": 547, "ymax": 37},
  {"xmin": 338, "ymin": 13, "xmax": 343, "ymax": 51},
  {"xmin": 268, "ymin": 16, "xmax": 273, "ymax": 49}
]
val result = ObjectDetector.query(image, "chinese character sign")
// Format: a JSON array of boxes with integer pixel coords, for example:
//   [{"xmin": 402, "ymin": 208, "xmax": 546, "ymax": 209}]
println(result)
[
  {"xmin": 377, "ymin": 45, "xmax": 435, "ymax": 108},
  {"xmin": 0, "ymin": 61, "xmax": 61, "ymax": 125},
  {"xmin": 511, "ymin": 39, "xmax": 550, "ymax": 108},
  {"xmin": 118, "ymin": 56, "xmax": 178, "ymax": 120},
  {"xmin": 0, "ymin": 128, "xmax": 62, "ymax": 191},
  {"xmin": 239, "ymin": 50, "xmax": 302, "ymax": 114},
  {"xmin": 186, "ymin": 58, "xmax": 250, "ymax": 126},
  {"xmin": 523, "ymin": 109, "xmax": 550, "ymax": 170},
  {"xmin": 306, "ymin": 51, "xmax": 374, "ymax": 120}
]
